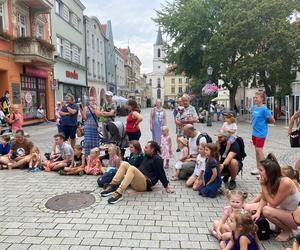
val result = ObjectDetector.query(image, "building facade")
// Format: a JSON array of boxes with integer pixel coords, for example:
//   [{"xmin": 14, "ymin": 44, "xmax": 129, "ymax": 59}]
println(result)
[
  {"xmin": 115, "ymin": 47, "xmax": 125, "ymax": 97},
  {"xmin": 0, "ymin": 0, "xmax": 55, "ymax": 123},
  {"xmin": 101, "ymin": 21, "xmax": 116, "ymax": 94},
  {"xmin": 164, "ymin": 71, "xmax": 190, "ymax": 102},
  {"xmin": 85, "ymin": 16, "xmax": 106, "ymax": 106},
  {"xmin": 147, "ymin": 28, "xmax": 167, "ymax": 105},
  {"xmin": 52, "ymin": 0, "xmax": 87, "ymax": 104}
]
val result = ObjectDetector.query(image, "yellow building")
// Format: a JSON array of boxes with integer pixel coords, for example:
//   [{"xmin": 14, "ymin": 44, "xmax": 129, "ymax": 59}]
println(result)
[{"xmin": 164, "ymin": 72, "xmax": 190, "ymax": 102}]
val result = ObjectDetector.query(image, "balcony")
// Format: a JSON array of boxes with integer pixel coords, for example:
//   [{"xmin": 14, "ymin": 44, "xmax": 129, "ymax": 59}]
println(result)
[
  {"xmin": 16, "ymin": 0, "xmax": 52, "ymax": 14},
  {"xmin": 13, "ymin": 38, "xmax": 55, "ymax": 65}
]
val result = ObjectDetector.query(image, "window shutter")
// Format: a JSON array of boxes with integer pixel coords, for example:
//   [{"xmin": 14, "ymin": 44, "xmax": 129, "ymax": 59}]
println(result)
[
  {"xmin": 62, "ymin": 5, "xmax": 69, "ymax": 22},
  {"xmin": 71, "ymin": 13, "xmax": 78, "ymax": 29},
  {"xmin": 63, "ymin": 40, "xmax": 71, "ymax": 60},
  {"xmin": 72, "ymin": 45, "xmax": 79, "ymax": 64}
]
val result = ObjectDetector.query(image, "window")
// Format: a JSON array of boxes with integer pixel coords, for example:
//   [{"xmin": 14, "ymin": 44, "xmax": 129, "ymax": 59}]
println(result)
[
  {"xmin": 0, "ymin": 2, "xmax": 7, "ymax": 33},
  {"xmin": 97, "ymin": 62, "xmax": 100, "ymax": 78},
  {"xmin": 71, "ymin": 13, "xmax": 79, "ymax": 30},
  {"xmin": 18, "ymin": 14, "xmax": 26, "ymax": 37},
  {"xmin": 157, "ymin": 48, "xmax": 161, "ymax": 58},
  {"xmin": 157, "ymin": 88, "xmax": 161, "ymax": 99},
  {"xmin": 149, "ymin": 79, "xmax": 152, "ymax": 85},
  {"xmin": 101, "ymin": 64, "xmax": 104, "ymax": 79},
  {"xmin": 97, "ymin": 38, "xmax": 99, "ymax": 52},
  {"xmin": 92, "ymin": 59, "xmax": 95, "ymax": 77},
  {"xmin": 92, "ymin": 34, "xmax": 95, "ymax": 49},
  {"xmin": 63, "ymin": 39, "xmax": 71, "ymax": 60},
  {"xmin": 179, "ymin": 78, "xmax": 182, "ymax": 84},
  {"xmin": 72, "ymin": 45, "xmax": 80, "ymax": 64},
  {"xmin": 55, "ymin": 0, "xmax": 62, "ymax": 15},
  {"xmin": 179, "ymin": 86, "xmax": 182, "ymax": 94},
  {"xmin": 87, "ymin": 57, "xmax": 91, "ymax": 75},
  {"xmin": 56, "ymin": 37, "xmax": 63, "ymax": 56},
  {"xmin": 186, "ymin": 78, "xmax": 189, "ymax": 83},
  {"xmin": 171, "ymin": 86, "xmax": 175, "ymax": 94},
  {"xmin": 87, "ymin": 30, "xmax": 89, "ymax": 46},
  {"xmin": 158, "ymin": 66, "xmax": 160, "ymax": 69},
  {"xmin": 62, "ymin": 5, "xmax": 70, "ymax": 22},
  {"xmin": 157, "ymin": 78, "xmax": 161, "ymax": 86},
  {"xmin": 171, "ymin": 78, "xmax": 175, "ymax": 84},
  {"xmin": 37, "ymin": 24, "xmax": 44, "ymax": 39}
]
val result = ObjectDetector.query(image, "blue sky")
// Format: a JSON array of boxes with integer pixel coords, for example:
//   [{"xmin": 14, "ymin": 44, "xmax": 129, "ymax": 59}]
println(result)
[{"xmin": 81, "ymin": 0, "xmax": 168, "ymax": 73}]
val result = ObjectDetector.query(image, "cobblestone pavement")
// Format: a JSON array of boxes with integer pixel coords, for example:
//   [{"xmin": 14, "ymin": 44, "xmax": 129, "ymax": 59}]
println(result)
[{"xmin": 0, "ymin": 108, "xmax": 298, "ymax": 250}]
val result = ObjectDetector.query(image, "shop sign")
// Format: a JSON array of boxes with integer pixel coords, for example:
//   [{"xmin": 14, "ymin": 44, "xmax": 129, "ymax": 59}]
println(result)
[
  {"xmin": 25, "ymin": 66, "xmax": 48, "ymax": 78},
  {"xmin": 66, "ymin": 70, "xmax": 78, "ymax": 80},
  {"xmin": 25, "ymin": 92, "xmax": 32, "ymax": 104}
]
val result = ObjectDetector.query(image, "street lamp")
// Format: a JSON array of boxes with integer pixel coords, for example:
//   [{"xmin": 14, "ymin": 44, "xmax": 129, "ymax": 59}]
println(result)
[{"xmin": 201, "ymin": 65, "xmax": 218, "ymax": 126}]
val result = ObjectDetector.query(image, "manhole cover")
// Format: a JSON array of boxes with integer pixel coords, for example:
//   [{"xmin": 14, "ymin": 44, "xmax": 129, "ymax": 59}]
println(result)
[{"xmin": 45, "ymin": 192, "xmax": 96, "ymax": 211}]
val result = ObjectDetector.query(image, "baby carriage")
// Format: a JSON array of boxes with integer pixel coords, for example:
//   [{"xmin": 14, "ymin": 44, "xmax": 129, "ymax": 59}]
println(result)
[{"xmin": 105, "ymin": 120, "xmax": 129, "ymax": 150}]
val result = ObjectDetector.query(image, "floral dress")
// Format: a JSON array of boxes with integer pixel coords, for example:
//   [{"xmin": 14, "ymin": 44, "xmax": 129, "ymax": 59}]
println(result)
[
  {"xmin": 160, "ymin": 135, "xmax": 172, "ymax": 160},
  {"xmin": 85, "ymin": 156, "xmax": 102, "ymax": 175}
]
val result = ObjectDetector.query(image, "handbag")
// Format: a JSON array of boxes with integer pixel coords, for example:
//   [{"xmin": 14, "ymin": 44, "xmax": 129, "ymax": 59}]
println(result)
[
  {"xmin": 88, "ymin": 106, "xmax": 101, "ymax": 133},
  {"xmin": 290, "ymin": 121, "xmax": 300, "ymax": 148}
]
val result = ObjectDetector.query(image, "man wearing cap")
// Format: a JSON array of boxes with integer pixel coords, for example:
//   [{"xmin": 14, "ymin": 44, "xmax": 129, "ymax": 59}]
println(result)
[
  {"xmin": 217, "ymin": 131, "xmax": 242, "ymax": 190},
  {"xmin": 59, "ymin": 94, "xmax": 78, "ymax": 148},
  {"xmin": 100, "ymin": 91, "xmax": 116, "ymax": 142}
]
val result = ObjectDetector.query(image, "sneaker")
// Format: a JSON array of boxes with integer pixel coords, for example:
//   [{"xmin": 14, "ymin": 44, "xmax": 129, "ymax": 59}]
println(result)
[
  {"xmin": 108, "ymin": 192, "xmax": 123, "ymax": 204},
  {"xmin": 78, "ymin": 171, "xmax": 85, "ymax": 176},
  {"xmin": 228, "ymin": 180, "xmax": 237, "ymax": 190},
  {"xmin": 58, "ymin": 170, "xmax": 67, "ymax": 175},
  {"xmin": 251, "ymin": 169, "xmax": 259, "ymax": 175},
  {"xmin": 222, "ymin": 175, "xmax": 229, "ymax": 184},
  {"xmin": 31, "ymin": 167, "xmax": 41, "ymax": 173},
  {"xmin": 176, "ymin": 148, "xmax": 180, "ymax": 152},
  {"xmin": 100, "ymin": 184, "xmax": 118, "ymax": 197}
]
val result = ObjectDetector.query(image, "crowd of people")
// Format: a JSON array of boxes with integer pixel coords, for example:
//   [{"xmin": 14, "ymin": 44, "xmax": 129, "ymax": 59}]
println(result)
[{"xmin": 1, "ymin": 89, "xmax": 300, "ymax": 249}]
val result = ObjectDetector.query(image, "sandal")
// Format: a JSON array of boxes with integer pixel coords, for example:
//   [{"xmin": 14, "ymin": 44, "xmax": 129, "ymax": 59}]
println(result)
[{"xmin": 171, "ymin": 176, "xmax": 179, "ymax": 181}]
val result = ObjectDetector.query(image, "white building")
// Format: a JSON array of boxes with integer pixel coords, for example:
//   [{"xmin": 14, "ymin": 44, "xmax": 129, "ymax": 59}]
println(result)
[
  {"xmin": 147, "ymin": 28, "xmax": 167, "ymax": 105},
  {"xmin": 115, "ymin": 47, "xmax": 125, "ymax": 96},
  {"xmin": 85, "ymin": 16, "xmax": 106, "ymax": 106}
]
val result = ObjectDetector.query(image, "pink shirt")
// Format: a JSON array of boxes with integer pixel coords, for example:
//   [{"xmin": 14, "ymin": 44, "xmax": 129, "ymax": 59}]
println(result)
[{"xmin": 11, "ymin": 113, "xmax": 23, "ymax": 132}]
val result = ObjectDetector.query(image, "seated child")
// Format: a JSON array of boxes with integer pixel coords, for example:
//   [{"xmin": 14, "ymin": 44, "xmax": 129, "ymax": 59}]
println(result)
[
  {"xmin": 29, "ymin": 146, "xmax": 41, "ymax": 171},
  {"xmin": 186, "ymin": 143, "xmax": 206, "ymax": 191},
  {"xmin": 98, "ymin": 144, "xmax": 121, "ymax": 187},
  {"xmin": 0, "ymin": 135, "xmax": 11, "ymax": 156},
  {"xmin": 211, "ymin": 189, "xmax": 247, "ymax": 240},
  {"xmin": 172, "ymin": 137, "xmax": 189, "ymax": 181},
  {"xmin": 59, "ymin": 145, "xmax": 85, "ymax": 175},
  {"xmin": 220, "ymin": 212, "xmax": 260, "ymax": 250},
  {"xmin": 85, "ymin": 147, "xmax": 105, "ymax": 175},
  {"xmin": 221, "ymin": 114, "xmax": 237, "ymax": 158},
  {"xmin": 281, "ymin": 165, "xmax": 300, "ymax": 192}
]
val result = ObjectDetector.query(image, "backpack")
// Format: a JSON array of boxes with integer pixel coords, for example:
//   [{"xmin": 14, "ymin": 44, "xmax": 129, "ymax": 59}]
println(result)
[
  {"xmin": 196, "ymin": 133, "xmax": 213, "ymax": 145},
  {"xmin": 236, "ymin": 136, "xmax": 247, "ymax": 160},
  {"xmin": 255, "ymin": 218, "xmax": 272, "ymax": 240}
]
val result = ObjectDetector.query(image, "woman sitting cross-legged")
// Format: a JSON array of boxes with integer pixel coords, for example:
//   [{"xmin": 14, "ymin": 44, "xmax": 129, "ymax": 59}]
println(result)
[
  {"xmin": 245, "ymin": 153, "xmax": 300, "ymax": 242},
  {"xmin": 100, "ymin": 141, "xmax": 174, "ymax": 204}
]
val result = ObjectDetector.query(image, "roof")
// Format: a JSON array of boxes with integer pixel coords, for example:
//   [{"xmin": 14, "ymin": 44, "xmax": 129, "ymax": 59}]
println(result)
[
  {"xmin": 101, "ymin": 24, "xmax": 107, "ymax": 35},
  {"xmin": 120, "ymin": 48, "xmax": 128, "ymax": 63},
  {"xmin": 155, "ymin": 27, "xmax": 163, "ymax": 45}
]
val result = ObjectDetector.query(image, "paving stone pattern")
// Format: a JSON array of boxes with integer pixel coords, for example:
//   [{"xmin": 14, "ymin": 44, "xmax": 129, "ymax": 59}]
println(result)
[{"xmin": 0, "ymin": 109, "xmax": 297, "ymax": 249}]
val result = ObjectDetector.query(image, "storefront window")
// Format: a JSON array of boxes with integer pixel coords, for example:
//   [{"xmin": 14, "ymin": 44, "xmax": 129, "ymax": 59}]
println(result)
[
  {"xmin": 21, "ymin": 75, "xmax": 46, "ymax": 120},
  {"xmin": 63, "ymin": 85, "xmax": 88, "ymax": 104}
]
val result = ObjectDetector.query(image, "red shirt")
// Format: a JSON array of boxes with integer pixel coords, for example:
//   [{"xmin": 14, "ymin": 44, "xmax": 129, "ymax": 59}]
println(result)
[{"xmin": 126, "ymin": 113, "xmax": 139, "ymax": 133}]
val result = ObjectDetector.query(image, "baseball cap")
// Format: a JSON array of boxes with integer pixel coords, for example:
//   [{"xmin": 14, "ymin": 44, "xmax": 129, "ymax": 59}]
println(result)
[{"xmin": 105, "ymin": 91, "xmax": 113, "ymax": 96}]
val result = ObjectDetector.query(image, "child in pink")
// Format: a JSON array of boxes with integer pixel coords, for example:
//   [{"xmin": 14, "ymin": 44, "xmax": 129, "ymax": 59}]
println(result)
[
  {"xmin": 85, "ymin": 147, "xmax": 105, "ymax": 175},
  {"xmin": 160, "ymin": 126, "xmax": 172, "ymax": 168}
]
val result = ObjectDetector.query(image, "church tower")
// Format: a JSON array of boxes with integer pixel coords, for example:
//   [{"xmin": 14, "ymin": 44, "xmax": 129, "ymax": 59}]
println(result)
[{"xmin": 147, "ymin": 27, "xmax": 167, "ymax": 104}]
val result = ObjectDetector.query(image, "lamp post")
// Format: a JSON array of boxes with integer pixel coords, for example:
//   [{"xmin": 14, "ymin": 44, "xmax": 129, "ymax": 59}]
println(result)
[{"xmin": 206, "ymin": 65, "xmax": 213, "ymax": 126}]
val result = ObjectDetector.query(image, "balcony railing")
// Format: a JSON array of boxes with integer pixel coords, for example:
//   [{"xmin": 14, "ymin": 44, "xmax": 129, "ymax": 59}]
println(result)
[{"xmin": 13, "ymin": 37, "xmax": 55, "ymax": 65}]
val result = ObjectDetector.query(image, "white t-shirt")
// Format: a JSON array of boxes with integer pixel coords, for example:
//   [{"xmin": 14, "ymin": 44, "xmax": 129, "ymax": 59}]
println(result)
[
  {"xmin": 193, "ymin": 154, "xmax": 206, "ymax": 176},
  {"xmin": 221, "ymin": 122, "xmax": 238, "ymax": 137},
  {"xmin": 189, "ymin": 132, "xmax": 207, "ymax": 155}
]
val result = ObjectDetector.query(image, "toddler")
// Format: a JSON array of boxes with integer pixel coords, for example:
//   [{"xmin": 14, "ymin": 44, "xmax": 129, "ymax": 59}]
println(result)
[
  {"xmin": 0, "ymin": 135, "xmax": 11, "ymax": 156},
  {"xmin": 29, "ymin": 146, "xmax": 41, "ymax": 171},
  {"xmin": 282, "ymin": 165, "xmax": 300, "ymax": 192},
  {"xmin": 172, "ymin": 137, "xmax": 189, "ymax": 181},
  {"xmin": 59, "ymin": 145, "xmax": 85, "ymax": 175},
  {"xmin": 211, "ymin": 189, "xmax": 248, "ymax": 240},
  {"xmin": 221, "ymin": 114, "xmax": 237, "ymax": 158},
  {"xmin": 198, "ymin": 143, "xmax": 222, "ymax": 198},
  {"xmin": 220, "ymin": 212, "xmax": 260, "ymax": 250},
  {"xmin": 186, "ymin": 143, "xmax": 206, "ymax": 190},
  {"xmin": 85, "ymin": 147, "xmax": 104, "ymax": 175},
  {"xmin": 160, "ymin": 126, "xmax": 172, "ymax": 168}
]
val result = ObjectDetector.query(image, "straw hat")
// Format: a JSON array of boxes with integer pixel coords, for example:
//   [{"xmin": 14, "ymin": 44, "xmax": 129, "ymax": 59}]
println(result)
[{"xmin": 177, "ymin": 137, "xmax": 188, "ymax": 146}]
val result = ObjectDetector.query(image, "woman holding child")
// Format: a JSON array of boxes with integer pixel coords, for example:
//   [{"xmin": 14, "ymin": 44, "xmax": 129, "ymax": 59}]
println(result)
[{"xmin": 245, "ymin": 153, "xmax": 300, "ymax": 242}]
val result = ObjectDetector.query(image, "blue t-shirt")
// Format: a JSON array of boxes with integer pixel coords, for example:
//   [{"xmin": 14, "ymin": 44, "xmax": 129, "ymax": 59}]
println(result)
[
  {"xmin": 0, "ymin": 143, "xmax": 11, "ymax": 156},
  {"xmin": 251, "ymin": 105, "xmax": 272, "ymax": 138},
  {"xmin": 60, "ymin": 103, "xmax": 78, "ymax": 126}
]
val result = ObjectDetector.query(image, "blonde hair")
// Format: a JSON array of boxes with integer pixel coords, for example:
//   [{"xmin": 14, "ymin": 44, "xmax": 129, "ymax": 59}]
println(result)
[
  {"xmin": 255, "ymin": 90, "xmax": 265, "ymax": 101},
  {"xmin": 224, "ymin": 189, "xmax": 248, "ymax": 202},
  {"xmin": 226, "ymin": 115, "xmax": 236, "ymax": 124},
  {"xmin": 30, "ymin": 146, "xmax": 40, "ymax": 154},
  {"xmin": 90, "ymin": 147, "xmax": 100, "ymax": 157},
  {"xmin": 162, "ymin": 126, "xmax": 169, "ymax": 135},
  {"xmin": 282, "ymin": 165, "xmax": 300, "ymax": 183},
  {"xmin": 177, "ymin": 137, "xmax": 188, "ymax": 147},
  {"xmin": 108, "ymin": 144, "xmax": 121, "ymax": 157}
]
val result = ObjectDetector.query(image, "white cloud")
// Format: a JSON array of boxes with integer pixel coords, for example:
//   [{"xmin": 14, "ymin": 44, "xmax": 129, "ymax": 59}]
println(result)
[{"xmin": 81, "ymin": 0, "xmax": 167, "ymax": 73}]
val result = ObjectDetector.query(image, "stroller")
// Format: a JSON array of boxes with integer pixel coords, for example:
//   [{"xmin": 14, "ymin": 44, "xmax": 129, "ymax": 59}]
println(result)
[{"xmin": 105, "ymin": 121, "xmax": 129, "ymax": 153}]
